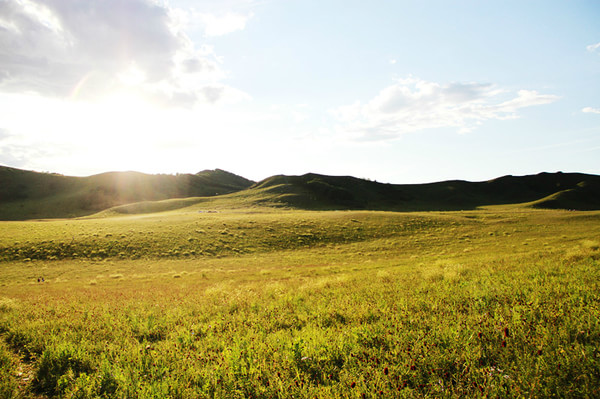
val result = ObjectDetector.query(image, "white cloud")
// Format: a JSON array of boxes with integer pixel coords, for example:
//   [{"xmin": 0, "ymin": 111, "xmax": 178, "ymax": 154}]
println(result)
[
  {"xmin": 582, "ymin": 107, "xmax": 600, "ymax": 114},
  {"xmin": 199, "ymin": 12, "xmax": 253, "ymax": 36},
  {"xmin": 587, "ymin": 42, "xmax": 600, "ymax": 53},
  {"xmin": 0, "ymin": 128, "xmax": 10, "ymax": 141},
  {"xmin": 168, "ymin": 6, "xmax": 253, "ymax": 37},
  {"xmin": 0, "ymin": 0, "xmax": 250, "ymax": 106},
  {"xmin": 332, "ymin": 77, "xmax": 559, "ymax": 141}
]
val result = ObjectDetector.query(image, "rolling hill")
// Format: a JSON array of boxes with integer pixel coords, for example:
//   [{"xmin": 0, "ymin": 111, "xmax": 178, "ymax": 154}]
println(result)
[
  {"xmin": 0, "ymin": 166, "xmax": 254, "ymax": 220},
  {"xmin": 250, "ymin": 171, "xmax": 600, "ymax": 211},
  {"xmin": 1, "ymin": 166, "xmax": 599, "ymax": 220}
]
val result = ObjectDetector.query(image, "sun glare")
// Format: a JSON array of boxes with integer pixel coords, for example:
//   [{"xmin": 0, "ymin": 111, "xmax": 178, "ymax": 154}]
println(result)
[
  {"xmin": 90, "ymin": 91, "xmax": 164, "ymax": 159},
  {"xmin": 99, "ymin": 90, "xmax": 149, "ymax": 116},
  {"xmin": 0, "ymin": 90, "xmax": 172, "ymax": 174},
  {"xmin": 118, "ymin": 64, "xmax": 147, "ymax": 87}
]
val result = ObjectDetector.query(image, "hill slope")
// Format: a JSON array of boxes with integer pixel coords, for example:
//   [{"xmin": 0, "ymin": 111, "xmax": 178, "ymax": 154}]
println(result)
[
  {"xmin": 249, "ymin": 172, "xmax": 600, "ymax": 211},
  {"xmin": 2, "ymin": 167, "xmax": 599, "ymax": 219},
  {"xmin": 0, "ymin": 166, "xmax": 254, "ymax": 220}
]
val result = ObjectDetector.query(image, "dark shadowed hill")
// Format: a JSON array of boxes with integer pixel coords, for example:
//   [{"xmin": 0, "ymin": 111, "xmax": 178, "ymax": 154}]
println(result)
[
  {"xmin": 250, "ymin": 172, "xmax": 600, "ymax": 211},
  {"xmin": 0, "ymin": 166, "xmax": 254, "ymax": 220},
  {"xmin": 2, "ymin": 167, "xmax": 599, "ymax": 220}
]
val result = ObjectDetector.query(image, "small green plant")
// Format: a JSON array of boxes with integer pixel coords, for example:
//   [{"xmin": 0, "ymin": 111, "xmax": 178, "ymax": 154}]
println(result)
[
  {"xmin": 0, "ymin": 208, "xmax": 598, "ymax": 397},
  {"xmin": 33, "ymin": 344, "xmax": 93, "ymax": 396},
  {"xmin": 0, "ymin": 341, "xmax": 19, "ymax": 398}
]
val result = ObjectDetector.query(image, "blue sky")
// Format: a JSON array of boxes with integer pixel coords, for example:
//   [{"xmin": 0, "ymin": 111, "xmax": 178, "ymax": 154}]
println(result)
[{"xmin": 0, "ymin": 0, "xmax": 598, "ymax": 183}]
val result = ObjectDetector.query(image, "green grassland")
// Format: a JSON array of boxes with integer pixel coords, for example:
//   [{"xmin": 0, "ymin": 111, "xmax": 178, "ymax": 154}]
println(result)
[{"xmin": 0, "ymin": 202, "xmax": 599, "ymax": 397}]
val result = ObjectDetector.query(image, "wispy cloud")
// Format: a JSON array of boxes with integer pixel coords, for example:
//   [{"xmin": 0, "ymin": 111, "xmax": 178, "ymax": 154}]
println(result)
[
  {"xmin": 0, "ymin": 0, "xmax": 250, "ymax": 106},
  {"xmin": 582, "ymin": 107, "xmax": 600, "ymax": 114},
  {"xmin": 170, "ymin": 6, "xmax": 254, "ymax": 37},
  {"xmin": 332, "ymin": 77, "xmax": 559, "ymax": 141},
  {"xmin": 587, "ymin": 42, "xmax": 600, "ymax": 53},
  {"xmin": 200, "ymin": 12, "xmax": 253, "ymax": 36},
  {"xmin": 0, "ymin": 128, "xmax": 10, "ymax": 141}
]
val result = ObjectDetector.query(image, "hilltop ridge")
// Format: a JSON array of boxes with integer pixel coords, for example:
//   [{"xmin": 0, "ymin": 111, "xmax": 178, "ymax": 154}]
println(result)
[
  {"xmin": 0, "ymin": 166, "xmax": 254, "ymax": 220},
  {"xmin": 251, "ymin": 171, "xmax": 600, "ymax": 211},
  {"xmin": 1, "ymin": 166, "xmax": 599, "ymax": 220}
]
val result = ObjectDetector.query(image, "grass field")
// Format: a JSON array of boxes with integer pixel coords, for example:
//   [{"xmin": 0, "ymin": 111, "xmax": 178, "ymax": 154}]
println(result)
[{"xmin": 0, "ymin": 204, "xmax": 599, "ymax": 397}]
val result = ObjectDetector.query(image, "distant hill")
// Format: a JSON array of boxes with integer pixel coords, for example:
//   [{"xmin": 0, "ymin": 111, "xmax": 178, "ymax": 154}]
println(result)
[
  {"xmin": 249, "ymin": 172, "xmax": 600, "ymax": 212},
  {"xmin": 528, "ymin": 179, "xmax": 600, "ymax": 211},
  {"xmin": 1, "ymin": 166, "xmax": 599, "ymax": 220},
  {"xmin": 0, "ymin": 166, "xmax": 254, "ymax": 220}
]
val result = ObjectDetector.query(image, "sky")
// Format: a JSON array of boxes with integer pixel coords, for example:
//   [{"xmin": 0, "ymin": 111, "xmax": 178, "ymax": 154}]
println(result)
[{"xmin": 0, "ymin": 0, "xmax": 599, "ymax": 184}]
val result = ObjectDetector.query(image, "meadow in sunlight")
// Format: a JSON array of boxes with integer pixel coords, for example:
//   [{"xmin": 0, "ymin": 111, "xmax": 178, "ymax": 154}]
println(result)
[
  {"xmin": 0, "ymin": 205, "xmax": 599, "ymax": 398},
  {"xmin": 1, "ymin": 1, "xmax": 599, "ymax": 397}
]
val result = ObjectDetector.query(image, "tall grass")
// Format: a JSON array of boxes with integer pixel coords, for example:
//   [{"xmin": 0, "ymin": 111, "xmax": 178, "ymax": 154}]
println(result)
[{"xmin": 0, "ymin": 209, "xmax": 599, "ymax": 397}]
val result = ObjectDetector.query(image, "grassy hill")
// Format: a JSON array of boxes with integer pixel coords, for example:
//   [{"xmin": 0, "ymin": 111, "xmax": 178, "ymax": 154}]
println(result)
[
  {"xmin": 527, "ymin": 179, "xmax": 600, "ymax": 211},
  {"xmin": 249, "ymin": 171, "xmax": 600, "ymax": 211},
  {"xmin": 2, "ymin": 167, "xmax": 599, "ymax": 220},
  {"xmin": 0, "ymin": 166, "xmax": 254, "ymax": 220}
]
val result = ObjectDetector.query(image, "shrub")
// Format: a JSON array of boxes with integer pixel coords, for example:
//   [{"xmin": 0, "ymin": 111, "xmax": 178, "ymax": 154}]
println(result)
[
  {"xmin": 32, "ymin": 344, "xmax": 94, "ymax": 396},
  {"xmin": 0, "ymin": 343, "xmax": 18, "ymax": 399}
]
